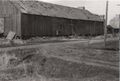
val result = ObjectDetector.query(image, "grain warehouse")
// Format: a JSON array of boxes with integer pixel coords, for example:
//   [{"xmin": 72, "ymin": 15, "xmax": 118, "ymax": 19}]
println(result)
[{"xmin": 0, "ymin": 0, "xmax": 104, "ymax": 39}]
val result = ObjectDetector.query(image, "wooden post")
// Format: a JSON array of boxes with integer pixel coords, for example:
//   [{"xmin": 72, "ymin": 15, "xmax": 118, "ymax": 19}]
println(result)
[{"xmin": 104, "ymin": 1, "xmax": 109, "ymax": 47}]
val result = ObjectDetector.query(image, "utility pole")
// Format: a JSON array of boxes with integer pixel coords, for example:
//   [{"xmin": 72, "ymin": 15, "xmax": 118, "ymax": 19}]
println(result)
[
  {"xmin": 119, "ymin": 14, "xmax": 120, "ymax": 81},
  {"xmin": 104, "ymin": 0, "xmax": 109, "ymax": 47},
  {"xmin": 119, "ymin": 14, "xmax": 120, "ymax": 50},
  {"xmin": 116, "ymin": 4, "xmax": 120, "ymax": 80},
  {"xmin": 116, "ymin": 4, "xmax": 120, "ymax": 50}
]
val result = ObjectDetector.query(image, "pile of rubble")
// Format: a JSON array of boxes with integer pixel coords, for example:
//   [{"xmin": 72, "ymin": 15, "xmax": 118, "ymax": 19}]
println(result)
[{"xmin": 0, "ymin": 31, "xmax": 25, "ymax": 46}]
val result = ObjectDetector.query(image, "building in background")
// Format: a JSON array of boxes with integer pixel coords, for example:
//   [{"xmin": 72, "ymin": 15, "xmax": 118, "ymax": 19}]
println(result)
[
  {"xmin": 108, "ymin": 15, "xmax": 119, "ymax": 35},
  {"xmin": 110, "ymin": 15, "xmax": 119, "ymax": 28},
  {"xmin": 0, "ymin": 0, "xmax": 104, "ymax": 39}
]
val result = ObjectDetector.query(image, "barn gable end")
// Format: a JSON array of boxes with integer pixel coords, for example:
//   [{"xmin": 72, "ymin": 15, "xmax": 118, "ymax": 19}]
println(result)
[{"xmin": 0, "ymin": 0, "xmax": 21, "ymax": 36}]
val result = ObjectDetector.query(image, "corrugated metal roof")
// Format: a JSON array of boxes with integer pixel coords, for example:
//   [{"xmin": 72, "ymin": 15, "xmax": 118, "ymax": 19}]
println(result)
[{"xmin": 9, "ymin": 0, "xmax": 103, "ymax": 21}]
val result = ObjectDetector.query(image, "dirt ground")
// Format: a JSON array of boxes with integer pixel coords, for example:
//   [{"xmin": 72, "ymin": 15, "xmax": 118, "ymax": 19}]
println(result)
[{"xmin": 0, "ymin": 39, "xmax": 119, "ymax": 81}]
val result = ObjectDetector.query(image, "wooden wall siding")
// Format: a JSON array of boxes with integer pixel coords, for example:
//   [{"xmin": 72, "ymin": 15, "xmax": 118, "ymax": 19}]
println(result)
[
  {"xmin": 0, "ymin": 1, "xmax": 21, "ymax": 36},
  {"xmin": 0, "ymin": 1, "xmax": 4, "ymax": 17},
  {"xmin": 21, "ymin": 14, "xmax": 53, "ymax": 38},
  {"xmin": 51, "ymin": 18, "xmax": 72, "ymax": 36},
  {"xmin": 21, "ymin": 14, "xmax": 73, "ymax": 38},
  {"xmin": 21, "ymin": 13, "xmax": 104, "ymax": 38},
  {"xmin": 73, "ymin": 20, "xmax": 84, "ymax": 35},
  {"xmin": 73, "ymin": 20, "xmax": 104, "ymax": 36}
]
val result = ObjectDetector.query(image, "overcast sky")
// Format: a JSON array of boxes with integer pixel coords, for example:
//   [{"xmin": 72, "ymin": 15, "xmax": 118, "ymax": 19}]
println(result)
[{"xmin": 38, "ymin": 0, "xmax": 120, "ymax": 24}]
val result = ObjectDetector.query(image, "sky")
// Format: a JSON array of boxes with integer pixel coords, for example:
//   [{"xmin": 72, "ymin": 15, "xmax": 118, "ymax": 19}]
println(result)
[{"xmin": 38, "ymin": 0, "xmax": 120, "ymax": 24}]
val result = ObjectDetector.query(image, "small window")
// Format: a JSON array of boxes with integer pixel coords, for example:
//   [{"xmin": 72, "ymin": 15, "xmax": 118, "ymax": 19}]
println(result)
[{"xmin": 0, "ymin": 18, "xmax": 4, "ymax": 33}]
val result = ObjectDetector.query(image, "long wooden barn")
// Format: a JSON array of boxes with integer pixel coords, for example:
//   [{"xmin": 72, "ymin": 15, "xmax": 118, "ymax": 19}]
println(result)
[{"xmin": 0, "ymin": 0, "xmax": 104, "ymax": 39}]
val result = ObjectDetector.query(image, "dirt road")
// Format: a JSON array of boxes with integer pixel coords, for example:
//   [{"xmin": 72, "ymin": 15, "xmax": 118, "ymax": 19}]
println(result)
[
  {"xmin": 0, "ymin": 39, "xmax": 118, "ymax": 81},
  {"xmin": 0, "ymin": 40, "xmax": 88, "ymax": 51}
]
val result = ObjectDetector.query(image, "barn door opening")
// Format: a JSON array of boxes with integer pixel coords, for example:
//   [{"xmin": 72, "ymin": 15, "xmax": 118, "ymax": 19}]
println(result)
[{"xmin": 0, "ymin": 18, "xmax": 4, "ymax": 34}]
